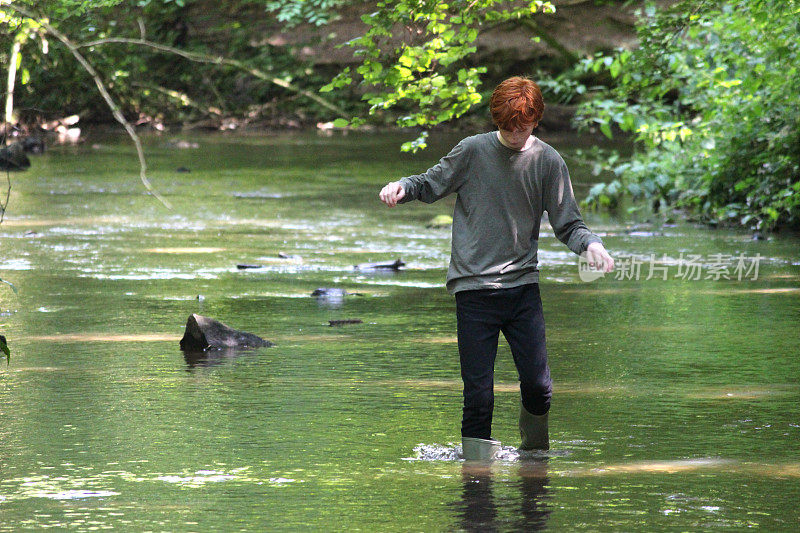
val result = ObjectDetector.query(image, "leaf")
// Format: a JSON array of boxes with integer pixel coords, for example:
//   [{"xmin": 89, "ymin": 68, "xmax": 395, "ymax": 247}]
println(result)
[
  {"xmin": 600, "ymin": 122, "xmax": 613, "ymax": 139},
  {"xmin": 610, "ymin": 60, "xmax": 621, "ymax": 79},
  {"xmin": 332, "ymin": 118, "xmax": 349, "ymax": 128}
]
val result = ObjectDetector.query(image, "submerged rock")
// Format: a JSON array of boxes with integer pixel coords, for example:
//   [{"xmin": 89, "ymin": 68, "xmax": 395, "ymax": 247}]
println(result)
[
  {"xmin": 312, "ymin": 287, "xmax": 364, "ymax": 307},
  {"xmin": 311, "ymin": 287, "xmax": 347, "ymax": 298},
  {"xmin": 183, "ymin": 347, "xmax": 239, "ymax": 368},
  {"xmin": 328, "ymin": 319, "xmax": 363, "ymax": 326},
  {"xmin": 0, "ymin": 142, "xmax": 31, "ymax": 171},
  {"xmin": 354, "ymin": 259, "xmax": 405, "ymax": 271},
  {"xmin": 165, "ymin": 139, "xmax": 199, "ymax": 149},
  {"xmin": 179, "ymin": 314, "xmax": 273, "ymax": 352},
  {"xmin": 21, "ymin": 137, "xmax": 45, "ymax": 154},
  {"xmin": 312, "ymin": 287, "xmax": 347, "ymax": 308}
]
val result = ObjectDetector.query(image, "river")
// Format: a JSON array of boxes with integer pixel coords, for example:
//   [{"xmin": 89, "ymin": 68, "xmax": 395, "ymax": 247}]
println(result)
[{"xmin": 1, "ymin": 130, "xmax": 798, "ymax": 531}]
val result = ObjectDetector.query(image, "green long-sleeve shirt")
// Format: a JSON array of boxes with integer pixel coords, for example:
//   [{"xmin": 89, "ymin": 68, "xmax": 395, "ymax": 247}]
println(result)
[{"xmin": 399, "ymin": 131, "xmax": 603, "ymax": 294}]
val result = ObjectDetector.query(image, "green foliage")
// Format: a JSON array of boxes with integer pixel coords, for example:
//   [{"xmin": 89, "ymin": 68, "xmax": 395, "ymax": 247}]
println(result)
[
  {"xmin": 576, "ymin": 0, "xmax": 800, "ymax": 231},
  {"xmin": 7, "ymin": 0, "xmax": 129, "ymax": 18},
  {"xmin": 0, "ymin": 0, "xmax": 346, "ymax": 126},
  {"xmin": 322, "ymin": 0, "xmax": 555, "ymax": 151},
  {"xmin": 264, "ymin": 0, "xmax": 348, "ymax": 27}
]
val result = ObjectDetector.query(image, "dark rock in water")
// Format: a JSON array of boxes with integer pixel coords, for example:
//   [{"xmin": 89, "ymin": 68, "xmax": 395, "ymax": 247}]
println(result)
[
  {"xmin": 237, "ymin": 264, "xmax": 264, "ymax": 269},
  {"xmin": 752, "ymin": 231, "xmax": 765, "ymax": 241},
  {"xmin": 179, "ymin": 314, "xmax": 273, "ymax": 352},
  {"xmin": 329, "ymin": 319, "xmax": 363, "ymax": 326},
  {"xmin": 176, "ymin": 166, "xmax": 191, "ymax": 173},
  {"xmin": 312, "ymin": 287, "xmax": 348, "ymax": 298},
  {"xmin": 21, "ymin": 137, "xmax": 45, "ymax": 154},
  {"xmin": 312, "ymin": 287, "xmax": 359, "ymax": 309},
  {"xmin": 0, "ymin": 142, "xmax": 31, "ymax": 171},
  {"xmin": 354, "ymin": 259, "xmax": 405, "ymax": 271}
]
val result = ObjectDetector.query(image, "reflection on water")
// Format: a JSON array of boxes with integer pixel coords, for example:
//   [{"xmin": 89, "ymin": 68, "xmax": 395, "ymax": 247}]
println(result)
[
  {"xmin": 515, "ymin": 461, "xmax": 551, "ymax": 531},
  {"xmin": 454, "ymin": 461, "xmax": 550, "ymax": 532},
  {"xmin": 456, "ymin": 464, "xmax": 500, "ymax": 532},
  {"xmin": 1, "ymin": 131, "xmax": 799, "ymax": 530}
]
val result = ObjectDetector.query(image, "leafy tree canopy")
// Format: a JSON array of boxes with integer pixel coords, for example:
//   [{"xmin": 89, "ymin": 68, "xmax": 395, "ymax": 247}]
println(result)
[
  {"xmin": 576, "ymin": 0, "xmax": 800, "ymax": 231},
  {"xmin": 322, "ymin": 0, "xmax": 555, "ymax": 151}
]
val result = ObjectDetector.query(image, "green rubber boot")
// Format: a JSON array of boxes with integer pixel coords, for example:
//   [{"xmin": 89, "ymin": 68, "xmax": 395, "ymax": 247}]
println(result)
[
  {"xmin": 462, "ymin": 437, "xmax": 502, "ymax": 461},
  {"xmin": 519, "ymin": 406, "xmax": 549, "ymax": 451}
]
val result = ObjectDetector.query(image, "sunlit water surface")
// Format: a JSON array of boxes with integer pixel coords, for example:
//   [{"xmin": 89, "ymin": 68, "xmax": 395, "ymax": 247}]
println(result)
[{"xmin": 1, "ymin": 131, "xmax": 799, "ymax": 531}]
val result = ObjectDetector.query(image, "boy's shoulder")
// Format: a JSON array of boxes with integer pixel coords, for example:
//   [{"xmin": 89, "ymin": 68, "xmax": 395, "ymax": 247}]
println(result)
[
  {"xmin": 533, "ymin": 138, "xmax": 566, "ymax": 165},
  {"xmin": 533, "ymin": 137, "xmax": 558, "ymax": 155},
  {"xmin": 458, "ymin": 132, "xmax": 494, "ymax": 149}
]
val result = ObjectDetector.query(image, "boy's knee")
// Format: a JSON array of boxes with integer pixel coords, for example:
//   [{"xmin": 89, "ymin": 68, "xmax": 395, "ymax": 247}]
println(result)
[{"xmin": 520, "ymin": 379, "xmax": 552, "ymax": 415}]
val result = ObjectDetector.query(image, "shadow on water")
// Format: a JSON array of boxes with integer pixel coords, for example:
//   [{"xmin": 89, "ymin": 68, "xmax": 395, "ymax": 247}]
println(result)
[{"xmin": 453, "ymin": 460, "xmax": 551, "ymax": 532}]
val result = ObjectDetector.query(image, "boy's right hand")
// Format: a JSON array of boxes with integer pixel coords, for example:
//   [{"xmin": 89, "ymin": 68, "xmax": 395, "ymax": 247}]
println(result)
[{"xmin": 379, "ymin": 181, "xmax": 406, "ymax": 207}]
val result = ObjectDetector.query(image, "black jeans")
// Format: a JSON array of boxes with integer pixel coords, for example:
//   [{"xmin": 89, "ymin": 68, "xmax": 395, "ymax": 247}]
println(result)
[{"xmin": 455, "ymin": 283, "xmax": 552, "ymax": 439}]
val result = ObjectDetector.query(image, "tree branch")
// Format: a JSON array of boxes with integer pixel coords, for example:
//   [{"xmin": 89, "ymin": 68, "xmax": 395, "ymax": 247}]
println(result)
[
  {"xmin": 5, "ymin": 3, "xmax": 172, "ymax": 209},
  {"xmin": 1, "ymin": 167, "xmax": 10, "ymax": 225},
  {"xmin": 131, "ymin": 81, "xmax": 223, "ymax": 117},
  {"xmin": 517, "ymin": 18, "xmax": 579, "ymax": 65},
  {"xmin": 77, "ymin": 37, "xmax": 350, "ymax": 118}
]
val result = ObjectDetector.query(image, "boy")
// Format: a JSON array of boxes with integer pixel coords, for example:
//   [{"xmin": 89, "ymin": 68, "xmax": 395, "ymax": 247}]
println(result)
[{"xmin": 379, "ymin": 76, "xmax": 614, "ymax": 460}]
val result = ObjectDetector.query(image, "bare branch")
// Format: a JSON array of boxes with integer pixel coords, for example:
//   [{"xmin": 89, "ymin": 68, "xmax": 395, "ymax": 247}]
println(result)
[
  {"xmin": 77, "ymin": 37, "xmax": 350, "ymax": 118},
  {"xmin": 0, "ymin": 129, "xmax": 11, "ymax": 225},
  {"xmin": 5, "ymin": 3, "xmax": 172, "ymax": 208},
  {"xmin": 517, "ymin": 18, "xmax": 579, "ymax": 65},
  {"xmin": 1, "ymin": 168, "xmax": 10, "ymax": 225},
  {"xmin": 131, "ymin": 81, "xmax": 223, "ymax": 116}
]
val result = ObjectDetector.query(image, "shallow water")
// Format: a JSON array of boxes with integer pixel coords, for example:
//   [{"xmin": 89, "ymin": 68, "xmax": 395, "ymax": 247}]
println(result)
[{"xmin": 1, "ymin": 130, "xmax": 799, "ymax": 531}]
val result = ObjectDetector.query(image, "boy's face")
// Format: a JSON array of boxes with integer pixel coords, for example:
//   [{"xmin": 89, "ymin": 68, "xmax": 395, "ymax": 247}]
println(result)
[{"xmin": 498, "ymin": 123, "xmax": 536, "ymax": 150}]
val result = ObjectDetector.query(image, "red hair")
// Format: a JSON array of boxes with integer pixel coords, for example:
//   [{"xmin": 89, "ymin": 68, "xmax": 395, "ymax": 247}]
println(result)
[{"xmin": 489, "ymin": 76, "xmax": 544, "ymax": 131}]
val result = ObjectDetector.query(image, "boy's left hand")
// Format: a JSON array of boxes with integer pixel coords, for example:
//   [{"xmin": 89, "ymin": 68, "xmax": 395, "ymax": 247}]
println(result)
[{"xmin": 586, "ymin": 242, "xmax": 615, "ymax": 273}]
